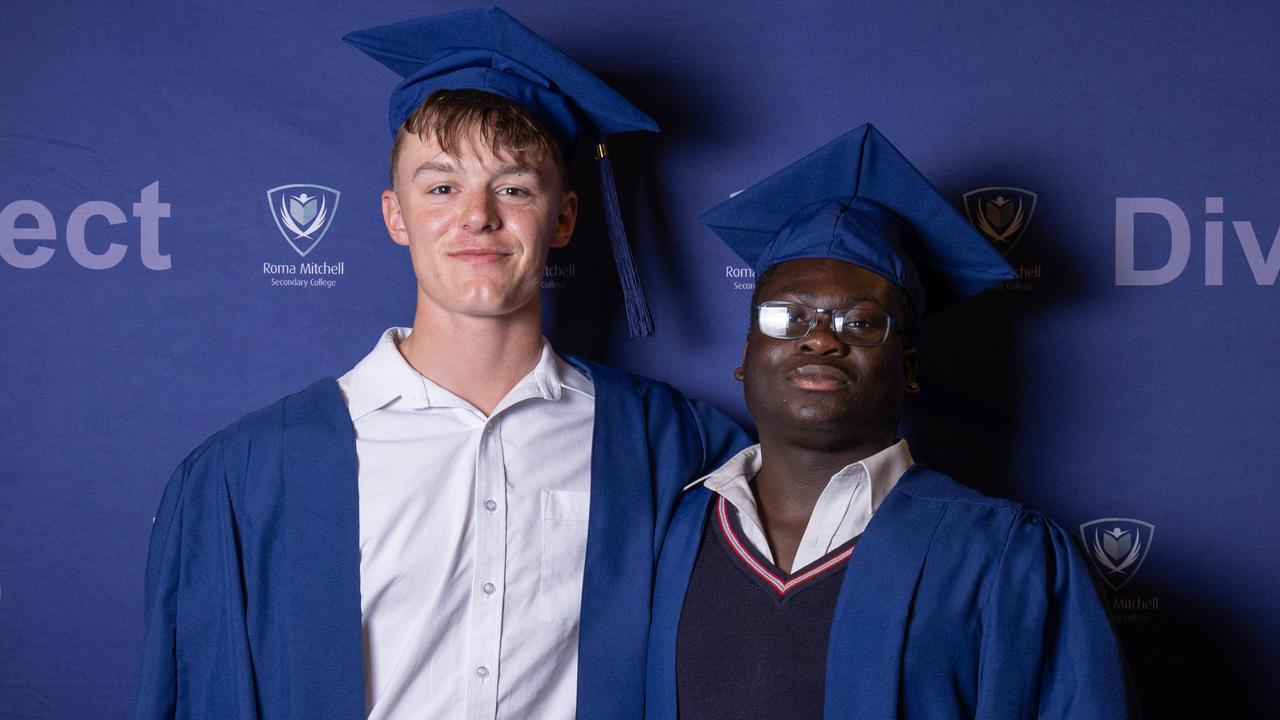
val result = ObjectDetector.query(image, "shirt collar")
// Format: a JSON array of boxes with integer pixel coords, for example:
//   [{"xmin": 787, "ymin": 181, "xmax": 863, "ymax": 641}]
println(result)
[
  {"xmin": 487, "ymin": 338, "xmax": 570, "ymax": 414},
  {"xmin": 341, "ymin": 327, "xmax": 577, "ymax": 420},
  {"xmin": 688, "ymin": 439, "xmax": 914, "ymax": 514},
  {"xmin": 833, "ymin": 439, "xmax": 914, "ymax": 514},
  {"xmin": 692, "ymin": 444, "xmax": 764, "ymax": 523},
  {"xmin": 341, "ymin": 327, "xmax": 417, "ymax": 420}
]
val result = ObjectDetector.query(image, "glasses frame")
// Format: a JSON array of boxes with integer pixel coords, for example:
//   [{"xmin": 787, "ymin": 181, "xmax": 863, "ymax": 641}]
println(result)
[{"xmin": 754, "ymin": 300, "xmax": 897, "ymax": 347}]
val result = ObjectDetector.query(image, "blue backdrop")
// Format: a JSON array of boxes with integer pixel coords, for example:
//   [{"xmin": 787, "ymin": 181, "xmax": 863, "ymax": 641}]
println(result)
[{"xmin": 3, "ymin": 1, "xmax": 1277, "ymax": 717}]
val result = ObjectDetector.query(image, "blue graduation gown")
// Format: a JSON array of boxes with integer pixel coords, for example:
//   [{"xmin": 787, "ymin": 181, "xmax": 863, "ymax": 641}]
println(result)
[
  {"xmin": 133, "ymin": 357, "xmax": 750, "ymax": 720},
  {"xmin": 647, "ymin": 466, "xmax": 1138, "ymax": 719}
]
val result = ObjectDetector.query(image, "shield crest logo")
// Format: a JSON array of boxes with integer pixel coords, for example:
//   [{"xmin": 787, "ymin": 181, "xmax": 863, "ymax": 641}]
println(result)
[
  {"xmin": 962, "ymin": 187, "xmax": 1037, "ymax": 256},
  {"xmin": 1079, "ymin": 518, "xmax": 1155, "ymax": 592},
  {"xmin": 267, "ymin": 184, "xmax": 340, "ymax": 257}
]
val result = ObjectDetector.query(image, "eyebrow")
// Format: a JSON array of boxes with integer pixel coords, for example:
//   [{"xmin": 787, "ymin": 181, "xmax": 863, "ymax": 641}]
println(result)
[
  {"xmin": 495, "ymin": 163, "xmax": 536, "ymax": 177},
  {"xmin": 411, "ymin": 161, "xmax": 457, "ymax": 179},
  {"xmin": 410, "ymin": 161, "xmax": 539, "ymax": 181},
  {"xmin": 774, "ymin": 287, "xmax": 884, "ymax": 307}
]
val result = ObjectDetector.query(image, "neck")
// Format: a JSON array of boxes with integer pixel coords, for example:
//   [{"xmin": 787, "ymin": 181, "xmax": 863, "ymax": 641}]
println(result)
[
  {"xmin": 753, "ymin": 433, "xmax": 895, "ymax": 528},
  {"xmin": 399, "ymin": 294, "xmax": 545, "ymax": 416}
]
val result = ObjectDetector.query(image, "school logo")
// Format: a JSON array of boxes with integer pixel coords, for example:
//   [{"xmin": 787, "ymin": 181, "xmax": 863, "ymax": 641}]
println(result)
[
  {"xmin": 1079, "ymin": 518, "xmax": 1154, "ymax": 592},
  {"xmin": 267, "ymin": 184, "xmax": 340, "ymax": 257},
  {"xmin": 963, "ymin": 187, "xmax": 1037, "ymax": 256}
]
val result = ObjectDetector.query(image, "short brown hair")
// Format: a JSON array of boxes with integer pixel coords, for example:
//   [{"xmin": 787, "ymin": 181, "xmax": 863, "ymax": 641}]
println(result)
[{"xmin": 389, "ymin": 89, "xmax": 567, "ymax": 187}]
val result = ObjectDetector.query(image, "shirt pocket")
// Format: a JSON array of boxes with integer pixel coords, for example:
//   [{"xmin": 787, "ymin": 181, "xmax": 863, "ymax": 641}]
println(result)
[{"xmin": 539, "ymin": 489, "xmax": 591, "ymax": 626}]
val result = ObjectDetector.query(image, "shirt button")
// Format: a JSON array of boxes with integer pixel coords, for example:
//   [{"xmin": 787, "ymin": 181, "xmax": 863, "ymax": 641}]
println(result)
[
  {"xmin": 475, "ymin": 666, "xmax": 490, "ymax": 680},
  {"xmin": 482, "ymin": 582, "xmax": 496, "ymax": 596},
  {"xmin": 485, "ymin": 425, "xmax": 494, "ymax": 436},
  {"xmin": 484, "ymin": 499, "xmax": 497, "ymax": 513}
]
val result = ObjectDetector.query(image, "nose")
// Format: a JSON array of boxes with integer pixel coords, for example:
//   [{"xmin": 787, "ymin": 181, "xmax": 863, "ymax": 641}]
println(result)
[
  {"xmin": 461, "ymin": 190, "xmax": 499, "ymax": 233},
  {"xmin": 799, "ymin": 311, "xmax": 848, "ymax": 356}
]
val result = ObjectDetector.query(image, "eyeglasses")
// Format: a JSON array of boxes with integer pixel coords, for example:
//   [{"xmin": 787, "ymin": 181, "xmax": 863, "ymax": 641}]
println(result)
[{"xmin": 755, "ymin": 301, "xmax": 896, "ymax": 347}]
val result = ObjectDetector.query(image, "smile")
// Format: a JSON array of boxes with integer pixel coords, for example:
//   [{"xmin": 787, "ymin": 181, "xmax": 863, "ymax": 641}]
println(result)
[
  {"xmin": 785, "ymin": 364, "xmax": 851, "ymax": 391},
  {"xmin": 449, "ymin": 248, "xmax": 512, "ymax": 264}
]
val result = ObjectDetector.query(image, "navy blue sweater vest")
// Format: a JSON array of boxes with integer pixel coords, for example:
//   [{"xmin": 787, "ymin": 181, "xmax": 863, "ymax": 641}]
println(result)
[{"xmin": 675, "ymin": 497, "xmax": 855, "ymax": 719}]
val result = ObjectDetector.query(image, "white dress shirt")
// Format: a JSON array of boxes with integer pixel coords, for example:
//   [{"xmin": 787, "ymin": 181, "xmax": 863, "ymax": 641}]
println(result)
[
  {"xmin": 691, "ymin": 440, "xmax": 914, "ymax": 570},
  {"xmin": 337, "ymin": 328, "xmax": 595, "ymax": 720}
]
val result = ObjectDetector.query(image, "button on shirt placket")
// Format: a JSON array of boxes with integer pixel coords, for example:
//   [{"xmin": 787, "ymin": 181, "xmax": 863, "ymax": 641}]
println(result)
[{"xmin": 468, "ymin": 419, "xmax": 507, "ymax": 720}]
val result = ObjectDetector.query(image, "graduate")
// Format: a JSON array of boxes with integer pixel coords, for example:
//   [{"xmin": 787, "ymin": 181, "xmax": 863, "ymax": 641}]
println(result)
[
  {"xmin": 132, "ymin": 8, "xmax": 748, "ymax": 720},
  {"xmin": 645, "ymin": 124, "xmax": 1137, "ymax": 719}
]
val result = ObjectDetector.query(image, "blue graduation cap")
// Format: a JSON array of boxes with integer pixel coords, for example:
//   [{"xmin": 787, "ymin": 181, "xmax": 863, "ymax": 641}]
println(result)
[
  {"xmin": 700, "ymin": 124, "xmax": 1016, "ymax": 315},
  {"xmin": 344, "ymin": 7, "xmax": 659, "ymax": 336}
]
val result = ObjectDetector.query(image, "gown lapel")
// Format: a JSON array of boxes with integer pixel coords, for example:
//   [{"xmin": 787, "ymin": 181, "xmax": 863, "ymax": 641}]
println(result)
[
  {"xmin": 567, "ymin": 358, "xmax": 658, "ymax": 720},
  {"xmin": 823, "ymin": 467, "xmax": 946, "ymax": 720},
  {"xmin": 282, "ymin": 379, "xmax": 365, "ymax": 718},
  {"xmin": 645, "ymin": 485, "xmax": 714, "ymax": 720}
]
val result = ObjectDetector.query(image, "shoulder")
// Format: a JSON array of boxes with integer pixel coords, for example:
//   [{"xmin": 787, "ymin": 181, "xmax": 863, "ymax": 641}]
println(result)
[
  {"xmin": 209, "ymin": 378, "xmax": 342, "ymax": 447},
  {"xmin": 892, "ymin": 466, "xmax": 1075, "ymax": 547},
  {"xmin": 893, "ymin": 465, "xmax": 1022, "ymax": 511},
  {"xmin": 564, "ymin": 355, "xmax": 744, "ymax": 427},
  {"xmin": 170, "ymin": 378, "xmax": 344, "ymax": 490},
  {"xmin": 565, "ymin": 355, "xmax": 682, "ymax": 399},
  {"xmin": 563, "ymin": 355, "xmax": 749, "ymax": 472},
  {"xmin": 887, "ymin": 469, "xmax": 1095, "ymax": 605},
  {"xmin": 563, "ymin": 354, "xmax": 710, "ymax": 422}
]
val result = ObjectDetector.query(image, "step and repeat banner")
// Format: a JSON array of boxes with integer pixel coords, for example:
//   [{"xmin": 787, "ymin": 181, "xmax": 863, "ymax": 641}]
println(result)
[{"xmin": 3, "ymin": 1, "xmax": 1277, "ymax": 717}]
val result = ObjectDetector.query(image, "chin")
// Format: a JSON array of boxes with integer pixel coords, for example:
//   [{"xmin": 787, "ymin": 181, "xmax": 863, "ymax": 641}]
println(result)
[
  {"xmin": 424, "ymin": 278, "xmax": 534, "ymax": 316},
  {"xmin": 448, "ymin": 298, "xmax": 522, "ymax": 317},
  {"xmin": 779, "ymin": 401, "xmax": 885, "ymax": 442},
  {"xmin": 790, "ymin": 410, "xmax": 860, "ymax": 435},
  {"xmin": 788, "ymin": 419, "xmax": 894, "ymax": 454},
  {"xmin": 786, "ymin": 393, "xmax": 855, "ymax": 423}
]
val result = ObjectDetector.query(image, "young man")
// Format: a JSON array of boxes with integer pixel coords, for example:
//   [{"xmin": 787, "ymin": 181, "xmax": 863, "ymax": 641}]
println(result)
[
  {"xmin": 132, "ymin": 9, "xmax": 747, "ymax": 720},
  {"xmin": 645, "ymin": 124, "xmax": 1136, "ymax": 719}
]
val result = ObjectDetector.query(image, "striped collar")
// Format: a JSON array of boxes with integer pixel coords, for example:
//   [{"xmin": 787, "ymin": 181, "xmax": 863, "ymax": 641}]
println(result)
[{"xmin": 713, "ymin": 495, "xmax": 855, "ymax": 598}]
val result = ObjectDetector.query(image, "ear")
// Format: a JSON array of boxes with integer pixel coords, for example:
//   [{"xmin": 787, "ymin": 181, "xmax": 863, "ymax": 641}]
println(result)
[
  {"xmin": 382, "ymin": 189, "xmax": 410, "ymax": 247},
  {"xmin": 550, "ymin": 189, "xmax": 578, "ymax": 249},
  {"xmin": 903, "ymin": 347, "xmax": 920, "ymax": 395},
  {"xmin": 733, "ymin": 340, "xmax": 748, "ymax": 382}
]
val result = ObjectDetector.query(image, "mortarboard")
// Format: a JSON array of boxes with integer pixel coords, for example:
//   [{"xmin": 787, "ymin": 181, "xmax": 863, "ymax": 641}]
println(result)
[
  {"xmin": 700, "ymin": 124, "xmax": 1016, "ymax": 315},
  {"xmin": 344, "ymin": 7, "xmax": 659, "ymax": 336}
]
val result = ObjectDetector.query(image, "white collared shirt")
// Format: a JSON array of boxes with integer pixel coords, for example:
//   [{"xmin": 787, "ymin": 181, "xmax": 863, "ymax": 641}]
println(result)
[
  {"xmin": 693, "ymin": 440, "xmax": 914, "ymax": 570},
  {"xmin": 337, "ymin": 328, "xmax": 595, "ymax": 720}
]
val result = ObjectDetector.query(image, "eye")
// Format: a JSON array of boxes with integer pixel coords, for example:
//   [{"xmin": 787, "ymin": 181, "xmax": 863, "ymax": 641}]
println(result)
[
  {"xmin": 497, "ymin": 186, "xmax": 531, "ymax": 197},
  {"xmin": 757, "ymin": 302, "xmax": 813, "ymax": 339},
  {"xmin": 427, "ymin": 185, "xmax": 454, "ymax": 196},
  {"xmin": 840, "ymin": 310, "xmax": 889, "ymax": 338}
]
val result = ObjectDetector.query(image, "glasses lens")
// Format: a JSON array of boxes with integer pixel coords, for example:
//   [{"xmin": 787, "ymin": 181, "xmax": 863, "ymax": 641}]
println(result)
[
  {"xmin": 757, "ymin": 303, "xmax": 813, "ymax": 339},
  {"xmin": 838, "ymin": 309, "xmax": 891, "ymax": 346}
]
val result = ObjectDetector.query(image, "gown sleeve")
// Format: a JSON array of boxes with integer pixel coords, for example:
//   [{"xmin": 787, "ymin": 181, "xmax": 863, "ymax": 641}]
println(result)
[
  {"xmin": 976, "ymin": 509, "xmax": 1140, "ymax": 720},
  {"xmin": 683, "ymin": 397, "xmax": 753, "ymax": 476},
  {"xmin": 131, "ymin": 450, "xmax": 194, "ymax": 719},
  {"xmin": 132, "ymin": 437, "xmax": 258, "ymax": 719}
]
